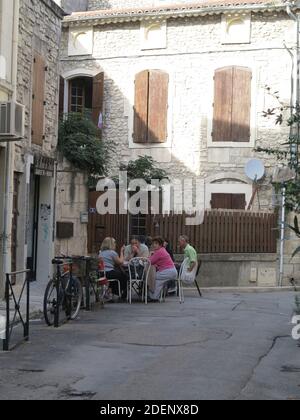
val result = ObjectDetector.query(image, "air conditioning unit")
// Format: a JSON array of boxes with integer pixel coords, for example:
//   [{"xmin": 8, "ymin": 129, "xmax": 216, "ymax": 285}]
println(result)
[{"xmin": 0, "ymin": 101, "xmax": 25, "ymax": 141}]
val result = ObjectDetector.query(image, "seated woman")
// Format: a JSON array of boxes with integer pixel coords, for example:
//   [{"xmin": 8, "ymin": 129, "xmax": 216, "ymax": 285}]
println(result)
[
  {"xmin": 124, "ymin": 236, "xmax": 150, "ymax": 262},
  {"xmin": 149, "ymin": 237, "xmax": 178, "ymax": 301},
  {"xmin": 99, "ymin": 237, "xmax": 128, "ymax": 300}
]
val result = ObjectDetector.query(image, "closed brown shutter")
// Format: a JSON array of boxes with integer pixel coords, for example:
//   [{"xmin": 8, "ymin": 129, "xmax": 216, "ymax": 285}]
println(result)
[
  {"xmin": 212, "ymin": 67, "xmax": 233, "ymax": 143},
  {"xmin": 92, "ymin": 72, "xmax": 104, "ymax": 126},
  {"xmin": 231, "ymin": 67, "xmax": 251, "ymax": 142},
  {"xmin": 133, "ymin": 70, "xmax": 149, "ymax": 143},
  {"xmin": 211, "ymin": 193, "xmax": 246, "ymax": 210},
  {"xmin": 212, "ymin": 66, "xmax": 251, "ymax": 143},
  {"xmin": 148, "ymin": 70, "xmax": 169, "ymax": 143},
  {"xmin": 232, "ymin": 194, "xmax": 246, "ymax": 210},
  {"xmin": 32, "ymin": 53, "xmax": 46, "ymax": 146},
  {"xmin": 211, "ymin": 193, "xmax": 233, "ymax": 209},
  {"xmin": 59, "ymin": 76, "xmax": 65, "ymax": 117}
]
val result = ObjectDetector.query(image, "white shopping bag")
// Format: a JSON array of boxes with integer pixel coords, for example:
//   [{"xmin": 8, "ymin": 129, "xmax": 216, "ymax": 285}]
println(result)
[{"xmin": 0, "ymin": 315, "xmax": 6, "ymax": 340}]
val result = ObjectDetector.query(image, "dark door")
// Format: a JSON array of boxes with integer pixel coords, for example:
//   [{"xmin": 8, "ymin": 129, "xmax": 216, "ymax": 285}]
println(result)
[{"xmin": 27, "ymin": 175, "xmax": 40, "ymax": 281}]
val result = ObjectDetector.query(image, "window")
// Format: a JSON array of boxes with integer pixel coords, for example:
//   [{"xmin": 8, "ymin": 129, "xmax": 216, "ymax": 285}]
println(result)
[
  {"xmin": 69, "ymin": 77, "xmax": 93, "ymax": 114},
  {"xmin": 211, "ymin": 193, "xmax": 246, "ymax": 210},
  {"xmin": 212, "ymin": 66, "xmax": 252, "ymax": 143},
  {"xmin": 133, "ymin": 70, "xmax": 169, "ymax": 144},
  {"xmin": 59, "ymin": 72, "xmax": 104, "ymax": 127},
  {"xmin": 0, "ymin": 0, "xmax": 14, "ymax": 84}
]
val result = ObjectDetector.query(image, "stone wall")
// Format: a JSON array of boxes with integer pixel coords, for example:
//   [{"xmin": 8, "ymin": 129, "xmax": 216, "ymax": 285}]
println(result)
[
  {"xmin": 16, "ymin": 0, "xmax": 62, "ymax": 167},
  {"xmin": 55, "ymin": 159, "xmax": 89, "ymax": 257},
  {"xmin": 61, "ymin": 12, "xmax": 293, "ymax": 198}
]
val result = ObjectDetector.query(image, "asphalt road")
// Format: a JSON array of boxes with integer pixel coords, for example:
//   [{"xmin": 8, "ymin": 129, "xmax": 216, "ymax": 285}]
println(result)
[{"xmin": 0, "ymin": 291, "xmax": 299, "ymax": 400}]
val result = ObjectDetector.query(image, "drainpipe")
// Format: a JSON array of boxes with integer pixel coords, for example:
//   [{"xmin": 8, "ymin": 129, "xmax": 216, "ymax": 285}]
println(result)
[
  {"xmin": 280, "ymin": 2, "xmax": 300, "ymax": 287},
  {"xmin": 2, "ymin": 0, "xmax": 19, "ymax": 288},
  {"xmin": 286, "ymin": 2, "xmax": 300, "ymax": 169}
]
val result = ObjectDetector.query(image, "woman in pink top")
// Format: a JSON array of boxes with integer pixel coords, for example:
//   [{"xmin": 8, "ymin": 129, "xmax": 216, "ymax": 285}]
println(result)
[{"xmin": 149, "ymin": 237, "xmax": 178, "ymax": 301}]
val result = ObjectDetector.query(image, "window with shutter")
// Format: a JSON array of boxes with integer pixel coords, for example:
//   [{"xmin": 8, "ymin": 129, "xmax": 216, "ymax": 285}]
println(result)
[
  {"xmin": 212, "ymin": 66, "xmax": 251, "ymax": 143},
  {"xmin": 211, "ymin": 193, "xmax": 246, "ymax": 210},
  {"xmin": 32, "ymin": 53, "xmax": 46, "ymax": 146},
  {"xmin": 133, "ymin": 70, "xmax": 169, "ymax": 144}
]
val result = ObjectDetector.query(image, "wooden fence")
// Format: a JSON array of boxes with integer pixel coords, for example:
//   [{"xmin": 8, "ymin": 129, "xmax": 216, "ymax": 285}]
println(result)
[
  {"xmin": 147, "ymin": 211, "xmax": 278, "ymax": 254},
  {"xmin": 88, "ymin": 192, "xmax": 278, "ymax": 254}
]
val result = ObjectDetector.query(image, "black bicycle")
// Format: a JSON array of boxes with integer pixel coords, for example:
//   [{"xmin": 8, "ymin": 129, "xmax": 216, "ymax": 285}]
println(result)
[{"xmin": 43, "ymin": 257, "xmax": 83, "ymax": 326}]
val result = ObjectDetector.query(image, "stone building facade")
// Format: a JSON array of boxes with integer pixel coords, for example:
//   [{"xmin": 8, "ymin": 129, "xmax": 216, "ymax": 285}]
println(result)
[
  {"xmin": 0, "ymin": 0, "xmax": 63, "ymax": 296},
  {"xmin": 58, "ymin": 0, "xmax": 300, "ymax": 286}
]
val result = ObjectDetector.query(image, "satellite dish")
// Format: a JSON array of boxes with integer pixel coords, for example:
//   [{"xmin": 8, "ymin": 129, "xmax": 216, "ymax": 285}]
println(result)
[{"xmin": 245, "ymin": 159, "xmax": 265, "ymax": 181}]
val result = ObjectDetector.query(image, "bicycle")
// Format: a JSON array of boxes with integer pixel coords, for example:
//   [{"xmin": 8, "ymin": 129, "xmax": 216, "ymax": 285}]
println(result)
[{"xmin": 43, "ymin": 257, "xmax": 83, "ymax": 326}]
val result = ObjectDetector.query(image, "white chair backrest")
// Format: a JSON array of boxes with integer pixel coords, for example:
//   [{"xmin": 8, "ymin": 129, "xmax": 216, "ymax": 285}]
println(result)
[
  {"xmin": 179, "ymin": 258, "xmax": 198, "ymax": 283},
  {"xmin": 129, "ymin": 257, "xmax": 151, "ymax": 282},
  {"xmin": 179, "ymin": 258, "xmax": 190, "ymax": 279}
]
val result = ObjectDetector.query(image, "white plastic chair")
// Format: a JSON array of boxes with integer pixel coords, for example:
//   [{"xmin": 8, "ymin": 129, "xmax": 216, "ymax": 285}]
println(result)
[
  {"xmin": 128, "ymin": 257, "xmax": 151, "ymax": 305},
  {"xmin": 177, "ymin": 258, "xmax": 199, "ymax": 304}
]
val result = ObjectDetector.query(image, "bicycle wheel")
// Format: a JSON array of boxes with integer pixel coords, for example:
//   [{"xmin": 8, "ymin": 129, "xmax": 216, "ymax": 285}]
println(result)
[
  {"xmin": 66, "ymin": 276, "xmax": 83, "ymax": 321},
  {"xmin": 43, "ymin": 279, "xmax": 59, "ymax": 326}
]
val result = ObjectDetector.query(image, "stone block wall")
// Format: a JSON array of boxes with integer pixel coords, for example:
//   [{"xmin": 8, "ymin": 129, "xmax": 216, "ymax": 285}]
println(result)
[
  {"xmin": 16, "ymin": 0, "xmax": 62, "ymax": 169},
  {"xmin": 55, "ymin": 159, "xmax": 89, "ymax": 257}
]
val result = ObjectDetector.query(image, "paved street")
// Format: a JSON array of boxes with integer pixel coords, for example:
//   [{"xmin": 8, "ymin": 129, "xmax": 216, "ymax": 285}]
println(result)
[{"xmin": 0, "ymin": 291, "xmax": 299, "ymax": 401}]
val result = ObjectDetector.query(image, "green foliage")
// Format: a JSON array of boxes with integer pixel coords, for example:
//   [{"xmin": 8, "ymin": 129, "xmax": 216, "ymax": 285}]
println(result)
[
  {"xmin": 58, "ymin": 113, "xmax": 111, "ymax": 178},
  {"xmin": 119, "ymin": 156, "xmax": 169, "ymax": 183},
  {"xmin": 257, "ymin": 86, "xmax": 300, "ymax": 213}
]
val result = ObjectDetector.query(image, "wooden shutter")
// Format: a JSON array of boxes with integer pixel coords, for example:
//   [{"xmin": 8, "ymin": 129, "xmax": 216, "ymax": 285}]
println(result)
[
  {"xmin": 232, "ymin": 194, "xmax": 246, "ymax": 210},
  {"xmin": 211, "ymin": 193, "xmax": 246, "ymax": 210},
  {"xmin": 211, "ymin": 193, "xmax": 233, "ymax": 209},
  {"xmin": 92, "ymin": 72, "xmax": 104, "ymax": 126},
  {"xmin": 212, "ymin": 66, "xmax": 251, "ymax": 143},
  {"xmin": 231, "ymin": 67, "xmax": 251, "ymax": 142},
  {"xmin": 212, "ymin": 67, "xmax": 233, "ymax": 142},
  {"xmin": 59, "ymin": 76, "xmax": 65, "ymax": 117},
  {"xmin": 32, "ymin": 53, "xmax": 46, "ymax": 146},
  {"xmin": 148, "ymin": 70, "xmax": 169, "ymax": 143},
  {"xmin": 133, "ymin": 70, "xmax": 149, "ymax": 143}
]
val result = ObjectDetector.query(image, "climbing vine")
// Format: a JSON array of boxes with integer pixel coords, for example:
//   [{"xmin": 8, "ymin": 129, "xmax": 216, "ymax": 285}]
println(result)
[{"xmin": 58, "ymin": 113, "xmax": 112, "ymax": 184}]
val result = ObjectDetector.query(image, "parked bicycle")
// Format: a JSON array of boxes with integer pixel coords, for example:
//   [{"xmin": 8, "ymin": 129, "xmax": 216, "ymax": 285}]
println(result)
[{"xmin": 43, "ymin": 256, "xmax": 83, "ymax": 326}]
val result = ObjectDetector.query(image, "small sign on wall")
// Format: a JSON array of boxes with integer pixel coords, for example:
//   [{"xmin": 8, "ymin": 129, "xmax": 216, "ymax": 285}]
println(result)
[{"xmin": 80, "ymin": 212, "xmax": 89, "ymax": 224}]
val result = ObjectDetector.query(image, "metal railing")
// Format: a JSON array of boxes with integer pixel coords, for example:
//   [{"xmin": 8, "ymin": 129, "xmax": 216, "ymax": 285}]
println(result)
[{"xmin": 2, "ymin": 270, "xmax": 31, "ymax": 351}]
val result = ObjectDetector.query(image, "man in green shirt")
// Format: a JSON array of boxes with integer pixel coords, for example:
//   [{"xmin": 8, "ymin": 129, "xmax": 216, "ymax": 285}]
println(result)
[{"xmin": 179, "ymin": 235, "xmax": 197, "ymax": 273}]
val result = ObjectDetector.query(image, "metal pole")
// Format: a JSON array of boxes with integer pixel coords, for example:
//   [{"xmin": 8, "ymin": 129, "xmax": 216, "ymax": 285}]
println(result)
[
  {"xmin": 25, "ymin": 272, "xmax": 30, "ymax": 341},
  {"xmin": 279, "ymin": 186, "xmax": 286, "ymax": 287},
  {"xmin": 3, "ymin": 274, "xmax": 10, "ymax": 351}
]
